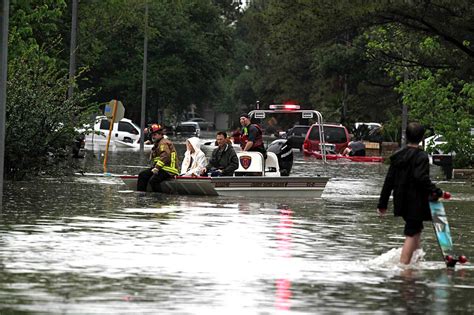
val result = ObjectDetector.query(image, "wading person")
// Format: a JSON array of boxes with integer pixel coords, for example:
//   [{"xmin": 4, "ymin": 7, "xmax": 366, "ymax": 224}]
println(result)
[
  {"xmin": 202, "ymin": 131, "xmax": 239, "ymax": 177},
  {"xmin": 137, "ymin": 124, "xmax": 179, "ymax": 192},
  {"xmin": 377, "ymin": 122, "xmax": 443, "ymax": 265}
]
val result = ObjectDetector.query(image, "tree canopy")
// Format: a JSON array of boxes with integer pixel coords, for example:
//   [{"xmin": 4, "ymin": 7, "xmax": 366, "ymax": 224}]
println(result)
[{"xmin": 3, "ymin": 0, "xmax": 473, "ymax": 176}]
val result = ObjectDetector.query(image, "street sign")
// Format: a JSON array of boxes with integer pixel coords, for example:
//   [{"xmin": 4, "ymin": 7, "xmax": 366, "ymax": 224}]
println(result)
[
  {"xmin": 104, "ymin": 100, "xmax": 125, "ymax": 121},
  {"xmin": 103, "ymin": 99, "xmax": 124, "ymax": 174}
]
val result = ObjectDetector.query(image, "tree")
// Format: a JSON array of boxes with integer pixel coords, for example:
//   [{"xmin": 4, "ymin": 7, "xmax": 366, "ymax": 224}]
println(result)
[
  {"xmin": 76, "ymin": 0, "xmax": 235, "ymax": 124},
  {"xmin": 6, "ymin": 1, "xmax": 96, "ymax": 178}
]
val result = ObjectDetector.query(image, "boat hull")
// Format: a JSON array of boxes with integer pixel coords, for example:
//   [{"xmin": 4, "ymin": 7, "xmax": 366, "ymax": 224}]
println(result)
[{"xmin": 120, "ymin": 175, "xmax": 328, "ymax": 198}]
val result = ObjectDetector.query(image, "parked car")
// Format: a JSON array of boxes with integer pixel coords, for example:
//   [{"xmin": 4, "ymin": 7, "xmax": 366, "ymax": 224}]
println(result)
[
  {"xmin": 285, "ymin": 125, "xmax": 310, "ymax": 150},
  {"xmin": 303, "ymin": 123, "xmax": 350, "ymax": 154},
  {"xmin": 80, "ymin": 116, "xmax": 141, "ymax": 144},
  {"xmin": 186, "ymin": 117, "xmax": 215, "ymax": 130},
  {"xmin": 422, "ymin": 134, "xmax": 448, "ymax": 154},
  {"xmin": 174, "ymin": 121, "xmax": 201, "ymax": 138}
]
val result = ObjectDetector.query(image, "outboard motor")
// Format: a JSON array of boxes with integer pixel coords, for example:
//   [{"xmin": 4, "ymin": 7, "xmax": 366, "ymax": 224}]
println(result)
[{"xmin": 267, "ymin": 139, "xmax": 293, "ymax": 176}]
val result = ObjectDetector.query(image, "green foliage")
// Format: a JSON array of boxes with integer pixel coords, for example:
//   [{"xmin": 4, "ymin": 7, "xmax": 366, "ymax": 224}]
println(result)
[
  {"xmin": 77, "ymin": 0, "xmax": 234, "ymax": 122},
  {"xmin": 397, "ymin": 71, "xmax": 473, "ymax": 167},
  {"xmin": 5, "ymin": 47, "xmax": 97, "ymax": 179}
]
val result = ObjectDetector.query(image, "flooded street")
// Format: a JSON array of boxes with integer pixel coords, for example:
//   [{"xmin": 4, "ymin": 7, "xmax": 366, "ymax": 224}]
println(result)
[{"xmin": 1, "ymin": 138, "xmax": 473, "ymax": 314}]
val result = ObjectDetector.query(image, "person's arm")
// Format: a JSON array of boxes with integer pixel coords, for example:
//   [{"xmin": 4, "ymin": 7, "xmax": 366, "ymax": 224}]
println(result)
[
  {"xmin": 377, "ymin": 164, "xmax": 395, "ymax": 211},
  {"xmin": 153, "ymin": 142, "xmax": 171, "ymax": 172},
  {"xmin": 413, "ymin": 151, "xmax": 438, "ymax": 193},
  {"xmin": 188, "ymin": 152, "xmax": 207, "ymax": 176},
  {"xmin": 243, "ymin": 141, "xmax": 253, "ymax": 151},
  {"xmin": 411, "ymin": 150, "xmax": 443, "ymax": 200},
  {"xmin": 243, "ymin": 125, "xmax": 256, "ymax": 151},
  {"xmin": 223, "ymin": 149, "xmax": 239, "ymax": 175}
]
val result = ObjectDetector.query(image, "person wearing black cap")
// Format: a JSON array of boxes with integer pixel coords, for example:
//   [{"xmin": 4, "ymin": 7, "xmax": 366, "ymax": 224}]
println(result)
[
  {"xmin": 239, "ymin": 113, "xmax": 266, "ymax": 159},
  {"xmin": 137, "ymin": 125, "xmax": 180, "ymax": 192}
]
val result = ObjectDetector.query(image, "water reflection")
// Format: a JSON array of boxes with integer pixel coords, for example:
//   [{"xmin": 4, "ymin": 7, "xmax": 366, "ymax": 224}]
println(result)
[{"xmin": 275, "ymin": 206, "xmax": 293, "ymax": 311}]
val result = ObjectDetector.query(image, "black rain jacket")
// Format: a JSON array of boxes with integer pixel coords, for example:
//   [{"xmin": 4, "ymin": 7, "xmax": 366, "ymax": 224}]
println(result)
[
  {"xmin": 377, "ymin": 147, "xmax": 437, "ymax": 221},
  {"xmin": 206, "ymin": 143, "xmax": 239, "ymax": 176}
]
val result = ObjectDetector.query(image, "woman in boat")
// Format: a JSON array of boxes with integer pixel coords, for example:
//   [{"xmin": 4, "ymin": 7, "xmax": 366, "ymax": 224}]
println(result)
[{"xmin": 180, "ymin": 137, "xmax": 207, "ymax": 177}]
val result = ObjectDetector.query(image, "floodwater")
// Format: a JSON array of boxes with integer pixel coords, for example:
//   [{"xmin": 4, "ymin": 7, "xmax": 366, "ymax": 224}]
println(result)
[{"xmin": 1, "ymin": 136, "xmax": 473, "ymax": 314}]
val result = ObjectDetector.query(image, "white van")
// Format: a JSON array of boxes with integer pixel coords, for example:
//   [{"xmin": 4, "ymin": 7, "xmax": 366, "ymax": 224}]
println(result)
[{"xmin": 82, "ymin": 115, "xmax": 141, "ymax": 144}]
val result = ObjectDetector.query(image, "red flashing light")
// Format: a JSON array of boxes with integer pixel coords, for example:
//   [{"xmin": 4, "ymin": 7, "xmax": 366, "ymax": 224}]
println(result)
[{"xmin": 269, "ymin": 104, "xmax": 301, "ymax": 110}]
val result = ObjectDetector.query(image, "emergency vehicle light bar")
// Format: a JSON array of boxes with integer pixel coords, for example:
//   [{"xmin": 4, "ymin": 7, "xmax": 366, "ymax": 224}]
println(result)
[{"xmin": 269, "ymin": 104, "xmax": 300, "ymax": 110}]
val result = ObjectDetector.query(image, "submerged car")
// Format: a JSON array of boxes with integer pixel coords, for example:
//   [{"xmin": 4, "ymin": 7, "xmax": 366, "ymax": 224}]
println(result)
[
  {"xmin": 285, "ymin": 125, "xmax": 310, "ymax": 150},
  {"xmin": 423, "ymin": 134, "xmax": 448, "ymax": 154},
  {"xmin": 80, "ymin": 116, "xmax": 141, "ymax": 144},
  {"xmin": 303, "ymin": 123, "xmax": 350, "ymax": 154}
]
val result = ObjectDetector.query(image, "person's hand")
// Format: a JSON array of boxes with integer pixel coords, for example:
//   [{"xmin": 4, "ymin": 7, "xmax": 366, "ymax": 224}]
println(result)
[
  {"xmin": 429, "ymin": 188, "xmax": 443, "ymax": 201},
  {"xmin": 377, "ymin": 208, "xmax": 387, "ymax": 216},
  {"xmin": 151, "ymin": 167, "xmax": 159, "ymax": 174}
]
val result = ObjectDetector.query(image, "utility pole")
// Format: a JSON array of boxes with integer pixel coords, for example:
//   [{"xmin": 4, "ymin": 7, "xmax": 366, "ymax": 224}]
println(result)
[
  {"xmin": 342, "ymin": 74, "xmax": 348, "ymax": 125},
  {"xmin": 68, "ymin": 0, "xmax": 78, "ymax": 99},
  {"xmin": 0, "ymin": 0, "xmax": 9, "ymax": 210},
  {"xmin": 401, "ymin": 70, "xmax": 409, "ymax": 147},
  {"xmin": 139, "ymin": 1, "xmax": 148, "ymax": 152}
]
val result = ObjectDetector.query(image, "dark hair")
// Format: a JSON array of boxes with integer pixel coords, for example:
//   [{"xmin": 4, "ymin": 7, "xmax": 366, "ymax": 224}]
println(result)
[
  {"xmin": 240, "ymin": 113, "xmax": 249, "ymax": 119},
  {"xmin": 216, "ymin": 131, "xmax": 227, "ymax": 138},
  {"xmin": 406, "ymin": 122, "xmax": 425, "ymax": 144}
]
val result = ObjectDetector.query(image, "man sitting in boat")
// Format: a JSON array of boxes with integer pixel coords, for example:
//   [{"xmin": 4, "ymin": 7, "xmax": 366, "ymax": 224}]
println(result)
[
  {"xmin": 137, "ymin": 124, "xmax": 180, "ymax": 192},
  {"xmin": 201, "ymin": 131, "xmax": 239, "ymax": 177},
  {"xmin": 180, "ymin": 137, "xmax": 207, "ymax": 177},
  {"xmin": 239, "ymin": 113, "xmax": 267, "ymax": 159},
  {"xmin": 342, "ymin": 139, "xmax": 366, "ymax": 157}
]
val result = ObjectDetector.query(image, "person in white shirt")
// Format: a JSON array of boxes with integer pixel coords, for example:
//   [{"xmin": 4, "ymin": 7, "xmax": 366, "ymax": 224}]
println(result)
[{"xmin": 180, "ymin": 137, "xmax": 207, "ymax": 176}]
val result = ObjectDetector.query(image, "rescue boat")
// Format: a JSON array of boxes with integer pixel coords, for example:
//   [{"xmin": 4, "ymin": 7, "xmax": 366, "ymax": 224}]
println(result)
[{"xmin": 119, "ymin": 151, "xmax": 329, "ymax": 198}]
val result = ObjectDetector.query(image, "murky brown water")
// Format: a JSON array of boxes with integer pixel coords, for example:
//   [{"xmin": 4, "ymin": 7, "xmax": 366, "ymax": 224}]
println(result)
[{"xmin": 1, "ymin": 137, "xmax": 473, "ymax": 314}]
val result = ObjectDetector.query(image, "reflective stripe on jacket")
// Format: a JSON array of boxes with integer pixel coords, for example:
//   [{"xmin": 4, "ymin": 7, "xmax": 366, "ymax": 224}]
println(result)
[{"xmin": 151, "ymin": 138, "xmax": 180, "ymax": 175}]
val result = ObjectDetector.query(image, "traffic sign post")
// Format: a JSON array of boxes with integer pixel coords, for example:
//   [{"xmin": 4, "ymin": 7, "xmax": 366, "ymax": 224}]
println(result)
[
  {"xmin": 104, "ymin": 99, "xmax": 124, "ymax": 121},
  {"xmin": 103, "ymin": 99, "xmax": 125, "ymax": 174}
]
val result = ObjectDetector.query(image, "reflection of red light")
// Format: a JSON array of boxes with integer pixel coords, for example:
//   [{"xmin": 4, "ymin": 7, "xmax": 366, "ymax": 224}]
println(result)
[
  {"xmin": 276, "ymin": 278, "xmax": 292, "ymax": 310},
  {"xmin": 275, "ymin": 207, "xmax": 293, "ymax": 310}
]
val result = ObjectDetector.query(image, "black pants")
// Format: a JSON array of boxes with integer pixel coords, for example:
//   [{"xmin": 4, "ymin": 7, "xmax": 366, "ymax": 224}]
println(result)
[{"xmin": 137, "ymin": 168, "xmax": 172, "ymax": 192}]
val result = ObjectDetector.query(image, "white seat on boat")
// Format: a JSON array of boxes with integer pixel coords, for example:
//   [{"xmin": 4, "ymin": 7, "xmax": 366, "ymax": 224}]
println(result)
[
  {"xmin": 235, "ymin": 151, "xmax": 281, "ymax": 176},
  {"xmin": 235, "ymin": 151, "xmax": 264, "ymax": 176},
  {"xmin": 265, "ymin": 152, "xmax": 280, "ymax": 177}
]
